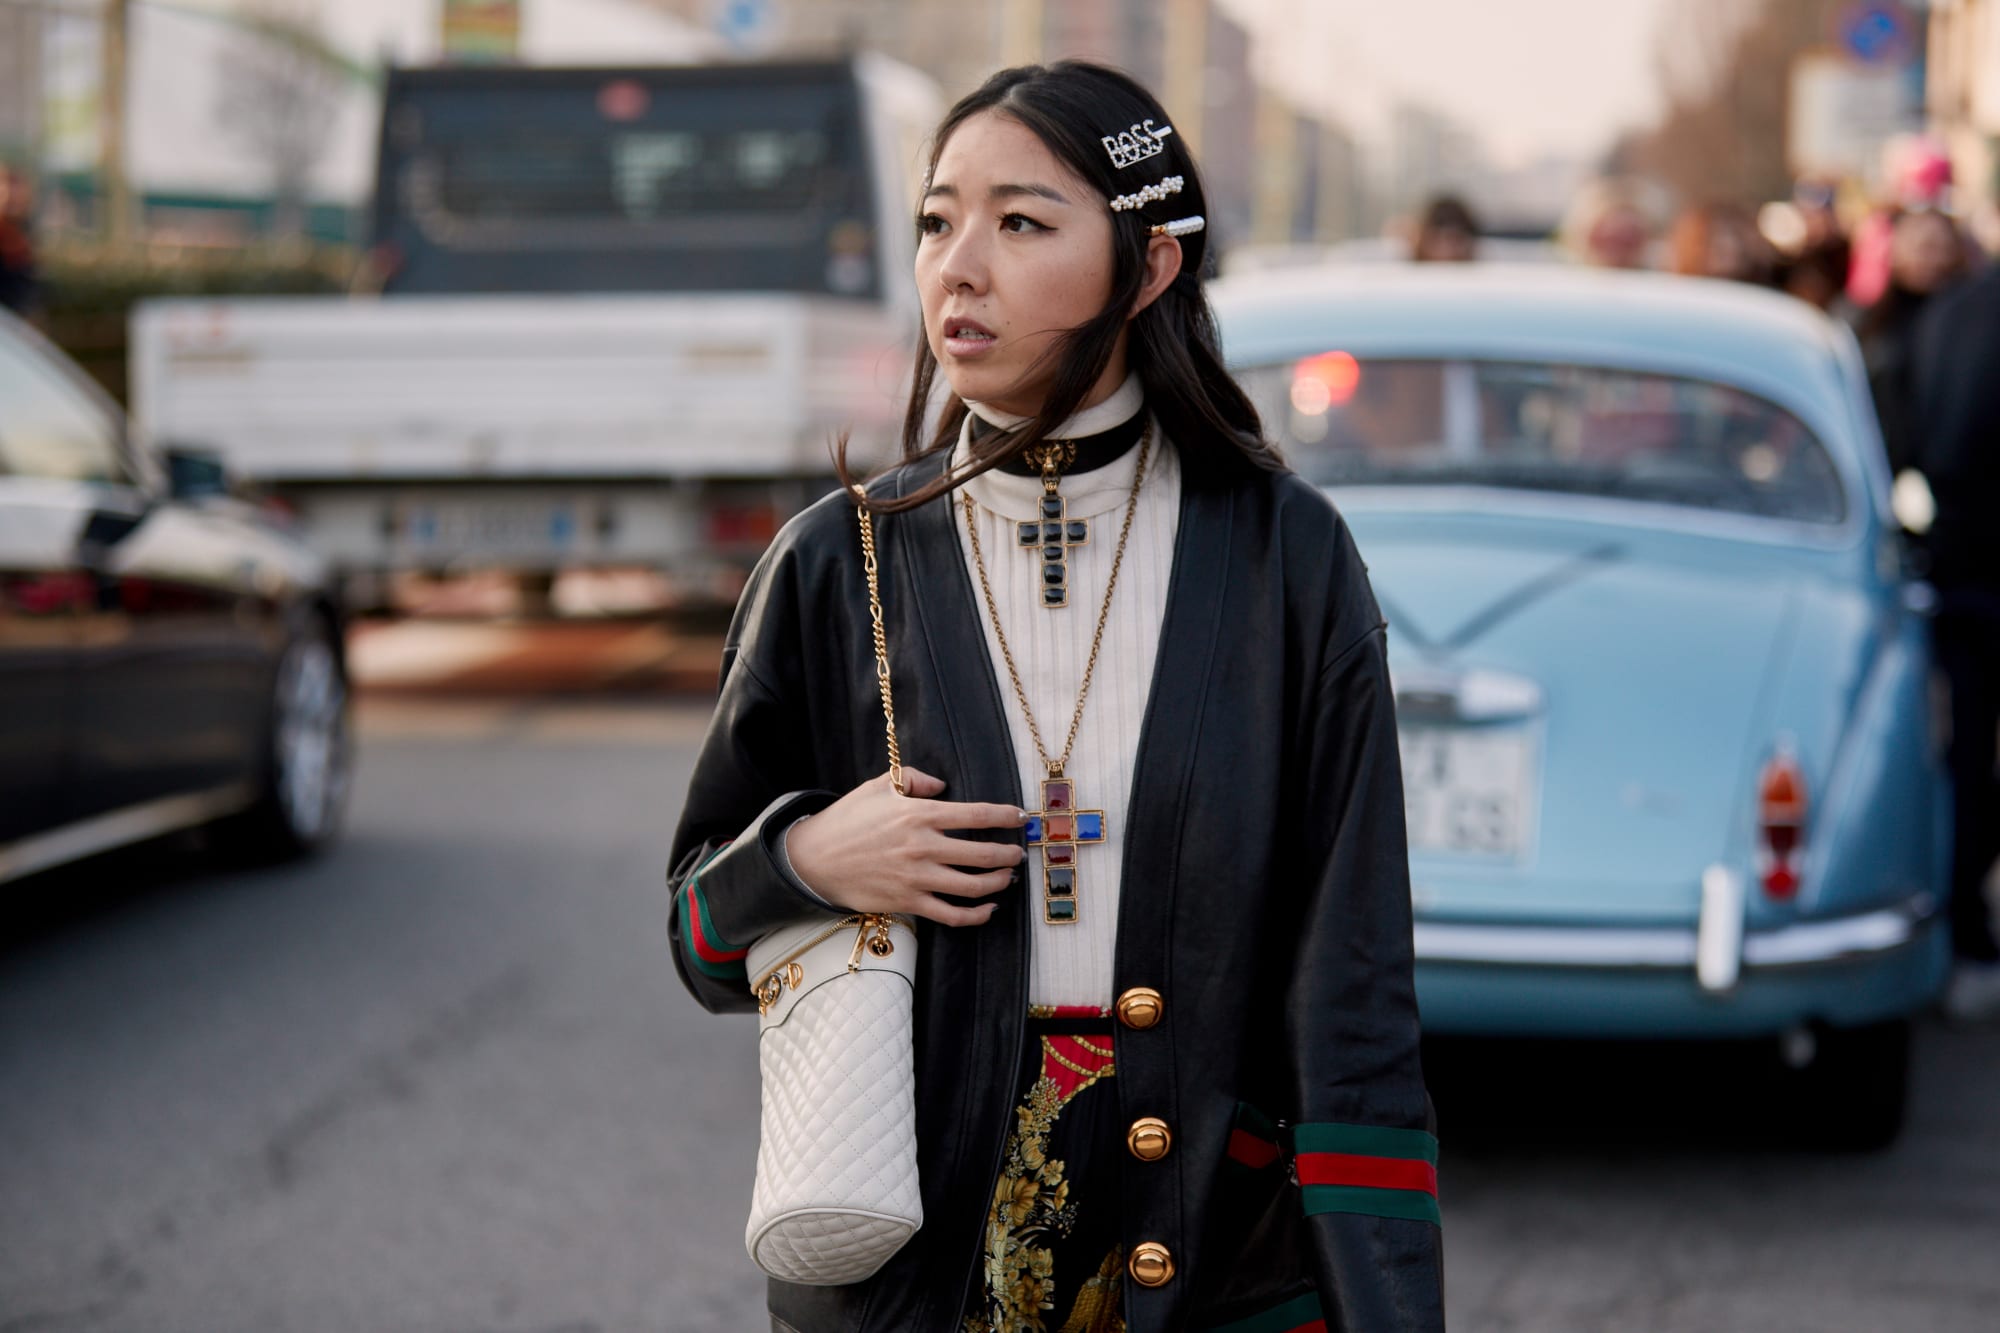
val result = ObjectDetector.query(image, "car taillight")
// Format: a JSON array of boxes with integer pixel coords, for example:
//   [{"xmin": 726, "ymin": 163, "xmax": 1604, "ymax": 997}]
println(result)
[
  {"xmin": 1290, "ymin": 350, "xmax": 1361, "ymax": 415},
  {"xmin": 1756, "ymin": 749, "xmax": 1807, "ymax": 899}
]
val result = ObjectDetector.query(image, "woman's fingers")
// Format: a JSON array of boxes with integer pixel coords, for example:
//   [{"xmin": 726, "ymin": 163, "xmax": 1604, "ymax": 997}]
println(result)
[
  {"xmin": 927, "ymin": 799, "xmax": 1028, "ymax": 831},
  {"xmin": 918, "ymin": 896, "xmax": 1000, "ymax": 928},
  {"xmin": 897, "ymin": 766, "xmax": 947, "ymax": 798},
  {"xmin": 923, "ymin": 834, "xmax": 1024, "ymax": 870},
  {"xmin": 924, "ymin": 865, "xmax": 1016, "ymax": 898}
]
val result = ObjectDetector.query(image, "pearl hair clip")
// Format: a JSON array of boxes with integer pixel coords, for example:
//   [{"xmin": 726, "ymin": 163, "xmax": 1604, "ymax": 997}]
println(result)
[
  {"xmin": 1149, "ymin": 215, "xmax": 1206, "ymax": 238},
  {"xmin": 1109, "ymin": 175, "xmax": 1184, "ymax": 212},
  {"xmin": 1102, "ymin": 119, "xmax": 1175, "ymax": 169}
]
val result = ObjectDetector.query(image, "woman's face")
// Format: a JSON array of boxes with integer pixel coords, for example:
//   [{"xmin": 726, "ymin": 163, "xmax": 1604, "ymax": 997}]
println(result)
[
  {"xmin": 915, "ymin": 110, "xmax": 1122, "ymax": 418},
  {"xmin": 1890, "ymin": 212, "xmax": 1960, "ymax": 293}
]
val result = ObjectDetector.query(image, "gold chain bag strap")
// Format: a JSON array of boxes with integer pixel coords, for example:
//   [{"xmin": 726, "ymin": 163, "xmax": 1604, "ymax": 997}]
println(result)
[{"xmin": 740, "ymin": 491, "xmax": 922, "ymax": 1285}]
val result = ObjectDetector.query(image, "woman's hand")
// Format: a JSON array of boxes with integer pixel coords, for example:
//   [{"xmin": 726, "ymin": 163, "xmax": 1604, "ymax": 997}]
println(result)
[{"xmin": 786, "ymin": 767, "xmax": 1026, "ymax": 926}]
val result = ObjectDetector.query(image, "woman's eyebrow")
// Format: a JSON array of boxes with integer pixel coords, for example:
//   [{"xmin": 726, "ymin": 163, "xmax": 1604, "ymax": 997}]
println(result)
[
  {"xmin": 990, "ymin": 183, "xmax": 1071, "ymax": 205},
  {"xmin": 921, "ymin": 181, "xmax": 1072, "ymax": 205}
]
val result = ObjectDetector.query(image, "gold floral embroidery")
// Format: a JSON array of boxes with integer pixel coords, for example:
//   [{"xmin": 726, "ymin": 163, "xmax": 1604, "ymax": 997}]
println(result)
[{"xmin": 961, "ymin": 1039, "xmax": 1121, "ymax": 1333}]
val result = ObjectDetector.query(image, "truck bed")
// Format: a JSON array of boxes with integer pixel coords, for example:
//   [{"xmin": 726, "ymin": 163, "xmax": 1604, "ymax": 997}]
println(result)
[{"xmin": 130, "ymin": 293, "xmax": 913, "ymax": 481}]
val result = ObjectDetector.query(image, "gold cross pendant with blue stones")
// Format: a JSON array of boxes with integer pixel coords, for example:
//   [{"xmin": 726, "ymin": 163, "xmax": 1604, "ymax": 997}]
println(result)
[
  {"xmin": 1013, "ymin": 442, "xmax": 1086, "ymax": 608},
  {"xmin": 1023, "ymin": 772, "xmax": 1106, "ymax": 924}
]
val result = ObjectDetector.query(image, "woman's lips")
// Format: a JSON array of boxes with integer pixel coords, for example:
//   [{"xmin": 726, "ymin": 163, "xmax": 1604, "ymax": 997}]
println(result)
[{"xmin": 941, "ymin": 317, "xmax": 998, "ymax": 358}]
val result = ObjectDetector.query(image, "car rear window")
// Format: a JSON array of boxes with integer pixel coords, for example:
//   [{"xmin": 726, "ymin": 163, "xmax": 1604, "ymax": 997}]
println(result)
[{"xmin": 1234, "ymin": 357, "xmax": 1848, "ymax": 525}]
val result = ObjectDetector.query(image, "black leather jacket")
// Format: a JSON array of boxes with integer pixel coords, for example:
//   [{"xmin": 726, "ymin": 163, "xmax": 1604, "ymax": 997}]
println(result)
[{"xmin": 668, "ymin": 444, "xmax": 1445, "ymax": 1331}]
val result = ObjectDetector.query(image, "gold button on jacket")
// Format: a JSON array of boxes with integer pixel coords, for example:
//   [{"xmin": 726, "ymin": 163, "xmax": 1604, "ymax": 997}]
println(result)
[
  {"xmin": 1126, "ymin": 1116, "xmax": 1171, "ymax": 1161},
  {"xmin": 1128, "ymin": 1241, "xmax": 1175, "ymax": 1287},
  {"xmin": 1115, "ymin": 986, "xmax": 1164, "ymax": 1030}
]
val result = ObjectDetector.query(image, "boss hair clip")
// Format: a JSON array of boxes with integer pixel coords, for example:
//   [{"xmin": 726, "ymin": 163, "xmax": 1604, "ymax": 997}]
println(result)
[
  {"xmin": 1149, "ymin": 215, "xmax": 1206, "ymax": 238},
  {"xmin": 1102, "ymin": 119, "xmax": 1175, "ymax": 169}
]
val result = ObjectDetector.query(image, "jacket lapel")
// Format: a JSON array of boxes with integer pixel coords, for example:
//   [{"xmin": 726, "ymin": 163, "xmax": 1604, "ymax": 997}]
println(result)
[
  {"xmin": 1112, "ymin": 460, "xmax": 1235, "ymax": 1331},
  {"xmin": 1118, "ymin": 467, "xmax": 1234, "ymax": 946},
  {"xmin": 881, "ymin": 452, "xmax": 1029, "ymax": 1329}
]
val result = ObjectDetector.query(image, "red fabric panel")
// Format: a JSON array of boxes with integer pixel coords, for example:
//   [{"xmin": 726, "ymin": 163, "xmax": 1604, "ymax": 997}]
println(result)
[{"xmin": 1227, "ymin": 1127, "xmax": 1281, "ymax": 1169}]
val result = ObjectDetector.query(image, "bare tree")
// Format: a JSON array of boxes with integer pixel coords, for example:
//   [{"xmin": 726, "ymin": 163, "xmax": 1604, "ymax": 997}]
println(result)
[
  {"xmin": 1636, "ymin": 0, "xmax": 1849, "ymax": 208},
  {"xmin": 213, "ymin": 0, "xmax": 347, "ymax": 240}
]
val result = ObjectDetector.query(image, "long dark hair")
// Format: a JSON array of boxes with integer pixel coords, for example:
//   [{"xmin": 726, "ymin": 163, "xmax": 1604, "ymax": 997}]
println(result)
[{"xmin": 838, "ymin": 61, "xmax": 1282, "ymax": 513}]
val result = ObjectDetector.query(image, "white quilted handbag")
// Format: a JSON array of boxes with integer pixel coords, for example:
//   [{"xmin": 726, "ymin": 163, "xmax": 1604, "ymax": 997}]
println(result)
[
  {"xmin": 743, "ymin": 913, "xmax": 922, "ymax": 1283},
  {"xmin": 739, "ymin": 495, "xmax": 922, "ymax": 1285}
]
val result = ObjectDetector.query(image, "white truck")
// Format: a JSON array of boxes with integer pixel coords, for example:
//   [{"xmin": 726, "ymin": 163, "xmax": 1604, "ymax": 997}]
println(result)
[{"xmin": 132, "ymin": 55, "xmax": 939, "ymax": 611}]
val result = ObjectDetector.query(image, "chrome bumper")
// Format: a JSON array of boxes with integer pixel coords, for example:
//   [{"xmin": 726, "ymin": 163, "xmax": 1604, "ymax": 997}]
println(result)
[{"xmin": 1412, "ymin": 868, "xmax": 1937, "ymax": 995}]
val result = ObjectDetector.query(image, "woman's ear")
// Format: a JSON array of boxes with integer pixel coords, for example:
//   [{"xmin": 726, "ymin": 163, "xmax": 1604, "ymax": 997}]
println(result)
[{"xmin": 1129, "ymin": 234, "xmax": 1183, "ymax": 318}]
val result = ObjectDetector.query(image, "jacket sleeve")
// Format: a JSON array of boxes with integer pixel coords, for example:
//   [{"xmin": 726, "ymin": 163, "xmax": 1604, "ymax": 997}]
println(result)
[
  {"xmin": 666, "ymin": 550, "xmax": 848, "ymax": 1015},
  {"xmin": 1287, "ymin": 557, "xmax": 1446, "ymax": 1329}
]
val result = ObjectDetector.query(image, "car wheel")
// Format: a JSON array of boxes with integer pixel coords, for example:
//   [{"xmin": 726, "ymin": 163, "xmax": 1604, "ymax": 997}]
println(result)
[
  {"xmin": 1789, "ymin": 1019, "xmax": 1910, "ymax": 1151},
  {"xmin": 218, "ymin": 612, "xmax": 352, "ymax": 862}
]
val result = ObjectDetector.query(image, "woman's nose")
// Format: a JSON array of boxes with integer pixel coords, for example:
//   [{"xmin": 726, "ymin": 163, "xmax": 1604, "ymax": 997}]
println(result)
[{"xmin": 935, "ymin": 231, "xmax": 988, "ymax": 295}]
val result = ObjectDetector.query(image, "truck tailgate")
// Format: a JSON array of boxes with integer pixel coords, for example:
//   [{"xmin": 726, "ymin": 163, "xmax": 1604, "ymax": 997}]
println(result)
[{"xmin": 130, "ymin": 294, "xmax": 912, "ymax": 480}]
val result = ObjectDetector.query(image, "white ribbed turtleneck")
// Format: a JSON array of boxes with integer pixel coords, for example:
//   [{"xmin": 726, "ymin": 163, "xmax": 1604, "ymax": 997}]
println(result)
[{"xmin": 955, "ymin": 374, "xmax": 1181, "ymax": 1008}]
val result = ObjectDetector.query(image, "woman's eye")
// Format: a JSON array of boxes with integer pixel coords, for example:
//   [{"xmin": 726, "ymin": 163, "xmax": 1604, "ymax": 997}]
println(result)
[
  {"xmin": 916, "ymin": 212, "xmax": 948, "ymax": 236},
  {"xmin": 1000, "ymin": 213, "xmax": 1048, "ymax": 234}
]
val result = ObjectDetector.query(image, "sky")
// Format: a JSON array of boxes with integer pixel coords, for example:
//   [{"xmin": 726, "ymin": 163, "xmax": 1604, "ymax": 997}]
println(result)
[{"xmin": 1224, "ymin": 0, "xmax": 1676, "ymax": 166}]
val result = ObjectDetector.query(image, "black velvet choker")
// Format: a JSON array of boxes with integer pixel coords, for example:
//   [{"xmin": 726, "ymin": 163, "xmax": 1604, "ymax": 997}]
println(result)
[{"xmin": 971, "ymin": 409, "xmax": 1148, "ymax": 477}]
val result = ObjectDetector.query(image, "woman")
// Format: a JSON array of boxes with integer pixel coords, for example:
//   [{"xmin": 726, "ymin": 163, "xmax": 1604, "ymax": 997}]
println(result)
[
  {"xmin": 1664, "ymin": 202, "xmax": 1776, "ymax": 287},
  {"xmin": 668, "ymin": 62, "xmax": 1442, "ymax": 1333},
  {"xmin": 1410, "ymin": 194, "xmax": 1479, "ymax": 264},
  {"xmin": 1841, "ymin": 207, "xmax": 1972, "ymax": 475}
]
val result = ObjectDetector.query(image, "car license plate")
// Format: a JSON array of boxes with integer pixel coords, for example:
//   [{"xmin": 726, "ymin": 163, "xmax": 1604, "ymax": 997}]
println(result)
[
  {"xmin": 400, "ymin": 501, "xmax": 579, "ymax": 555},
  {"xmin": 1398, "ymin": 723, "xmax": 1539, "ymax": 859}
]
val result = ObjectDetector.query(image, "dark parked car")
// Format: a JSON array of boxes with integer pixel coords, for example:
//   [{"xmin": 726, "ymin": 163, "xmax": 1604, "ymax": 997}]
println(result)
[{"xmin": 0, "ymin": 309, "xmax": 350, "ymax": 884}]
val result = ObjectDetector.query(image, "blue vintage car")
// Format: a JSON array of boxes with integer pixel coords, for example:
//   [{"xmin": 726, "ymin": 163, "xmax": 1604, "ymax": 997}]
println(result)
[{"xmin": 1213, "ymin": 264, "xmax": 1949, "ymax": 1146}]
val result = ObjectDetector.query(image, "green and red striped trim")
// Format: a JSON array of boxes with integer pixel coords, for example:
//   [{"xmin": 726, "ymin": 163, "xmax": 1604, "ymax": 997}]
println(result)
[
  {"xmin": 1294, "ymin": 1121, "xmax": 1440, "ymax": 1225},
  {"xmin": 677, "ymin": 843, "xmax": 746, "ymax": 981},
  {"xmin": 1200, "ymin": 1291, "xmax": 1326, "ymax": 1333}
]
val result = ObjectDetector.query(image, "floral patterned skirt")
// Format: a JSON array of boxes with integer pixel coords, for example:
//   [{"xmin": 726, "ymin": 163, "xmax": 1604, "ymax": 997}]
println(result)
[{"xmin": 961, "ymin": 1007, "xmax": 1129, "ymax": 1333}]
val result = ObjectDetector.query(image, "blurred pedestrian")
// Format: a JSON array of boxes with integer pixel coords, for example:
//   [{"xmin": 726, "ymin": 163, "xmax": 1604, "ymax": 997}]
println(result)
[
  {"xmin": 0, "ymin": 164, "xmax": 40, "ymax": 318},
  {"xmin": 1411, "ymin": 193, "xmax": 1479, "ymax": 263},
  {"xmin": 1841, "ymin": 208, "xmax": 1973, "ymax": 474},
  {"xmin": 1776, "ymin": 178, "xmax": 1851, "ymax": 311},
  {"xmin": 1907, "ymin": 258, "xmax": 2000, "ymax": 1021},
  {"xmin": 1562, "ymin": 180, "xmax": 1653, "ymax": 270},
  {"xmin": 665, "ymin": 60, "xmax": 1442, "ymax": 1331},
  {"xmin": 1666, "ymin": 202, "xmax": 1777, "ymax": 286},
  {"xmin": 1850, "ymin": 137, "xmax": 1957, "ymax": 307}
]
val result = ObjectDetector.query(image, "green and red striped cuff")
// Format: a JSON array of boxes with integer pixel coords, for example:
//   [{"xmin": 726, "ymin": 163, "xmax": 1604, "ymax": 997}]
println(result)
[
  {"xmin": 677, "ymin": 843, "xmax": 746, "ymax": 982},
  {"xmin": 1200, "ymin": 1291, "xmax": 1326, "ymax": 1333},
  {"xmin": 1294, "ymin": 1121, "xmax": 1440, "ymax": 1226}
]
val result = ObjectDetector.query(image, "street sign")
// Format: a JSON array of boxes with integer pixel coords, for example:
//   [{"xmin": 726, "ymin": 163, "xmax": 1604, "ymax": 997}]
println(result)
[
  {"xmin": 711, "ymin": 0, "xmax": 783, "ymax": 54},
  {"xmin": 1838, "ymin": 3, "xmax": 1914, "ymax": 66},
  {"xmin": 1789, "ymin": 52, "xmax": 1922, "ymax": 182}
]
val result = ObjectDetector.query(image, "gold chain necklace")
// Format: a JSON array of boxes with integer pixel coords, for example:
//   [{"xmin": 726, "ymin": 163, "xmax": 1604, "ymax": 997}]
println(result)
[{"xmin": 961, "ymin": 424, "xmax": 1153, "ymax": 925}]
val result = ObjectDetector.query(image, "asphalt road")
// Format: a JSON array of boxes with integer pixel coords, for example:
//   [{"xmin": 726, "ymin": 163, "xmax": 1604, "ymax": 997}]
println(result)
[{"xmin": 3, "ymin": 691, "xmax": 1998, "ymax": 1333}]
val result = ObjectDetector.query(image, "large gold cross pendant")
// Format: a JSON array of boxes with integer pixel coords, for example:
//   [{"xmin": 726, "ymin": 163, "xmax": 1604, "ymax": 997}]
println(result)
[{"xmin": 1023, "ymin": 773, "xmax": 1106, "ymax": 924}]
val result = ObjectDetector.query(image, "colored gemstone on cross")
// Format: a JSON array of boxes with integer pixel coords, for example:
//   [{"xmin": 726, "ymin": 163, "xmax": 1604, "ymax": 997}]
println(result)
[
  {"xmin": 1023, "ymin": 772, "xmax": 1106, "ymax": 925},
  {"xmin": 1016, "ymin": 486, "xmax": 1088, "ymax": 609}
]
